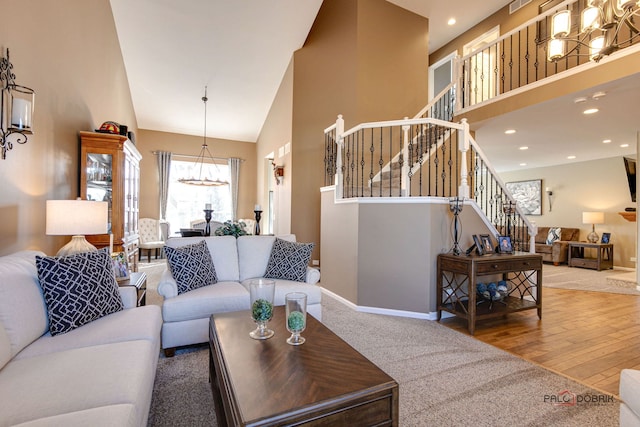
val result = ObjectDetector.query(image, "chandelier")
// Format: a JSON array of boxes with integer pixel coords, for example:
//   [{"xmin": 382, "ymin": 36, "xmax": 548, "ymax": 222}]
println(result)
[
  {"xmin": 547, "ymin": 0, "xmax": 640, "ymax": 62},
  {"xmin": 178, "ymin": 86, "xmax": 229, "ymax": 186}
]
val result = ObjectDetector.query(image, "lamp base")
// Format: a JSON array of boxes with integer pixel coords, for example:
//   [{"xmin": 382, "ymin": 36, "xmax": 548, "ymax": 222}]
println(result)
[
  {"xmin": 586, "ymin": 231, "xmax": 600, "ymax": 243},
  {"xmin": 56, "ymin": 235, "xmax": 98, "ymax": 257}
]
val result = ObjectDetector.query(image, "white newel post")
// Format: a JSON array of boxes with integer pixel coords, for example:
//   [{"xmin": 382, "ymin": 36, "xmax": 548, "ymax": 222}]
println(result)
[
  {"xmin": 457, "ymin": 118, "xmax": 470, "ymax": 199},
  {"xmin": 401, "ymin": 117, "xmax": 410, "ymax": 196},
  {"xmin": 334, "ymin": 115, "xmax": 344, "ymax": 199},
  {"xmin": 529, "ymin": 221, "xmax": 538, "ymax": 254}
]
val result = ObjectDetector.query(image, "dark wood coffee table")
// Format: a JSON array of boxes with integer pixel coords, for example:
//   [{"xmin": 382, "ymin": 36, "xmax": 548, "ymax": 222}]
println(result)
[{"xmin": 209, "ymin": 307, "xmax": 398, "ymax": 426}]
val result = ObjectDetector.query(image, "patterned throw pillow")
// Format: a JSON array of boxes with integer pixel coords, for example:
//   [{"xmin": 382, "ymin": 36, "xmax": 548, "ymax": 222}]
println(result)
[
  {"xmin": 546, "ymin": 227, "xmax": 562, "ymax": 245},
  {"xmin": 35, "ymin": 248, "xmax": 124, "ymax": 336},
  {"xmin": 264, "ymin": 238, "xmax": 314, "ymax": 283},
  {"xmin": 164, "ymin": 240, "xmax": 217, "ymax": 294}
]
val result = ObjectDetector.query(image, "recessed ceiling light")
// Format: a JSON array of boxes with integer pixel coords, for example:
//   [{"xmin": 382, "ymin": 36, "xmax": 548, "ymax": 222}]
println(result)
[
  {"xmin": 520, "ymin": 163, "xmax": 527, "ymax": 166},
  {"xmin": 519, "ymin": 146, "xmax": 528, "ymax": 150},
  {"xmin": 602, "ymin": 139, "xmax": 611, "ymax": 143},
  {"xmin": 567, "ymin": 155, "xmax": 576, "ymax": 159},
  {"xmin": 504, "ymin": 129, "xmax": 516, "ymax": 135},
  {"xmin": 574, "ymin": 96, "xmax": 587, "ymax": 104},
  {"xmin": 583, "ymin": 108, "xmax": 599, "ymax": 115},
  {"xmin": 621, "ymin": 143, "xmax": 629, "ymax": 148},
  {"xmin": 447, "ymin": 18, "xmax": 456, "ymax": 26},
  {"xmin": 592, "ymin": 91, "xmax": 607, "ymax": 100}
]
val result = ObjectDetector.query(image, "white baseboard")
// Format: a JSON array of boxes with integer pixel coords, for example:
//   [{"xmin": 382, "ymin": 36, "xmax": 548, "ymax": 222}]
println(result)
[{"xmin": 319, "ymin": 287, "xmax": 450, "ymax": 321}]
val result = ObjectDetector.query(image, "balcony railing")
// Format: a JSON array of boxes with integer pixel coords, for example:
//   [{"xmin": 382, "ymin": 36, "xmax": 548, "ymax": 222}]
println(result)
[{"xmin": 458, "ymin": 0, "xmax": 640, "ymax": 110}]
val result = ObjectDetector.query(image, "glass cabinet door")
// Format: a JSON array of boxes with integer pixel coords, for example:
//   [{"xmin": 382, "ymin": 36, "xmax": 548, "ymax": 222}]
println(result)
[{"xmin": 85, "ymin": 152, "xmax": 113, "ymax": 233}]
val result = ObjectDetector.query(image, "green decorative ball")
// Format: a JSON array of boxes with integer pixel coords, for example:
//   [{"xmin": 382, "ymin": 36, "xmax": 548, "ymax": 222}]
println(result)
[
  {"xmin": 287, "ymin": 311, "xmax": 305, "ymax": 332},
  {"xmin": 252, "ymin": 299, "xmax": 273, "ymax": 322}
]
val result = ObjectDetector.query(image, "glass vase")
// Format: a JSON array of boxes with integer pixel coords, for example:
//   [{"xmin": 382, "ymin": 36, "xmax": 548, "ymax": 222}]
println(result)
[
  {"xmin": 249, "ymin": 279, "xmax": 275, "ymax": 340},
  {"xmin": 285, "ymin": 292, "xmax": 307, "ymax": 345}
]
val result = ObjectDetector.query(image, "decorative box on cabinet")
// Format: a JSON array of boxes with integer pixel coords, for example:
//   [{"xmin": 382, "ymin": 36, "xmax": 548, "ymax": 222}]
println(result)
[{"xmin": 79, "ymin": 131, "xmax": 141, "ymax": 272}]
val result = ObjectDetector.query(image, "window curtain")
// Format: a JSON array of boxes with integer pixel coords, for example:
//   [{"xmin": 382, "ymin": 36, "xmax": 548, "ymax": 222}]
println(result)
[
  {"xmin": 157, "ymin": 151, "xmax": 172, "ymax": 220},
  {"xmin": 228, "ymin": 157, "xmax": 241, "ymax": 221}
]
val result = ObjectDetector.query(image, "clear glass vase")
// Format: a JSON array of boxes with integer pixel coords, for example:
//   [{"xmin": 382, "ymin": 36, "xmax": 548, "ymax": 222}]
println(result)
[
  {"xmin": 285, "ymin": 292, "xmax": 307, "ymax": 345},
  {"xmin": 249, "ymin": 279, "xmax": 275, "ymax": 340}
]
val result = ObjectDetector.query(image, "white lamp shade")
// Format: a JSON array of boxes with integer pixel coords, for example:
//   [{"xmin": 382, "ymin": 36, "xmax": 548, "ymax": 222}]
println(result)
[
  {"xmin": 617, "ymin": 0, "xmax": 637, "ymax": 10},
  {"xmin": 548, "ymin": 38, "xmax": 566, "ymax": 61},
  {"xmin": 589, "ymin": 36, "xmax": 605, "ymax": 61},
  {"xmin": 551, "ymin": 10, "xmax": 571, "ymax": 38},
  {"xmin": 46, "ymin": 200, "xmax": 108, "ymax": 235},
  {"xmin": 582, "ymin": 211, "xmax": 605, "ymax": 225},
  {"xmin": 581, "ymin": 7, "xmax": 600, "ymax": 32}
]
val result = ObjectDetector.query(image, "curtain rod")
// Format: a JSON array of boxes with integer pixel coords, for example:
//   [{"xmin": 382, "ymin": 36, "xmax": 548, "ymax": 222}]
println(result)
[{"xmin": 151, "ymin": 150, "xmax": 244, "ymax": 162}]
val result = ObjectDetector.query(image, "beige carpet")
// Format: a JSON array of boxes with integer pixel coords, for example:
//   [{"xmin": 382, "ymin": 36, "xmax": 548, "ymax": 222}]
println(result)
[
  {"xmin": 142, "ymin": 262, "xmax": 620, "ymax": 426},
  {"xmin": 542, "ymin": 264, "xmax": 640, "ymax": 296}
]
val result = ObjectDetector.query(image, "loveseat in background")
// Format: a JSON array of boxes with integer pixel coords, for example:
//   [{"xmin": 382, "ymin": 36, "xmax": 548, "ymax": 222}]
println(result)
[
  {"xmin": 532, "ymin": 226, "xmax": 580, "ymax": 265},
  {"xmin": 158, "ymin": 235, "xmax": 321, "ymax": 356},
  {"xmin": 0, "ymin": 250, "xmax": 162, "ymax": 427}
]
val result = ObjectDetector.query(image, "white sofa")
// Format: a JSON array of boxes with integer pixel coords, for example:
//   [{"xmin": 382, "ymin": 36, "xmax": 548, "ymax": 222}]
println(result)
[
  {"xmin": 158, "ymin": 235, "xmax": 321, "ymax": 356},
  {"xmin": 0, "ymin": 250, "xmax": 162, "ymax": 427},
  {"xmin": 620, "ymin": 369, "xmax": 640, "ymax": 426}
]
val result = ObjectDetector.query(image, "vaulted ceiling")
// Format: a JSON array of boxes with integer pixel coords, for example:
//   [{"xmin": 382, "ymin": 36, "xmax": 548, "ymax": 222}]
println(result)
[{"xmin": 109, "ymin": 0, "xmax": 638, "ymax": 172}]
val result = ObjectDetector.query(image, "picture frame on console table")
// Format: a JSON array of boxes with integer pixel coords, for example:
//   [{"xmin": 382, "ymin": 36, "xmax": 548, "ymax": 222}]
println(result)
[
  {"xmin": 480, "ymin": 234, "xmax": 494, "ymax": 254},
  {"xmin": 498, "ymin": 236, "xmax": 513, "ymax": 254},
  {"xmin": 472, "ymin": 235, "xmax": 485, "ymax": 256},
  {"xmin": 601, "ymin": 232, "xmax": 611, "ymax": 244}
]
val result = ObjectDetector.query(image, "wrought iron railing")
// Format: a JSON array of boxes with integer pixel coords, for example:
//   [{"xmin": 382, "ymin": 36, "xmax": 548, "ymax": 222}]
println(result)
[
  {"xmin": 324, "ymin": 113, "xmax": 536, "ymax": 250},
  {"xmin": 457, "ymin": 0, "xmax": 640, "ymax": 109}
]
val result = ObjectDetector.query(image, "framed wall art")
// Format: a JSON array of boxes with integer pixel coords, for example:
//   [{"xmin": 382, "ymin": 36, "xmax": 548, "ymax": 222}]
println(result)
[{"xmin": 505, "ymin": 179, "xmax": 542, "ymax": 215}]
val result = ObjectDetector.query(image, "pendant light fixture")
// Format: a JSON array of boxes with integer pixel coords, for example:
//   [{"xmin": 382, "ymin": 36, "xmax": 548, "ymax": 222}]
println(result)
[
  {"xmin": 547, "ymin": 0, "xmax": 640, "ymax": 63},
  {"xmin": 178, "ymin": 86, "xmax": 229, "ymax": 186}
]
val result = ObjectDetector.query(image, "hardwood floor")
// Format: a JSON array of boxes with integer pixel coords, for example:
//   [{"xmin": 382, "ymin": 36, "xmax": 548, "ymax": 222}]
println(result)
[{"xmin": 440, "ymin": 281, "xmax": 640, "ymax": 397}]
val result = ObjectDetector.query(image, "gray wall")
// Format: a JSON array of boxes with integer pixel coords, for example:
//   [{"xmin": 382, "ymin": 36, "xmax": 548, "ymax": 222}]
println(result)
[{"xmin": 321, "ymin": 189, "xmax": 494, "ymax": 315}]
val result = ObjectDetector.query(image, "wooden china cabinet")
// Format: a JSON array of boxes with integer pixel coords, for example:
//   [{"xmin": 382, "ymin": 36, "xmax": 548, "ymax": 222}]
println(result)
[{"xmin": 79, "ymin": 131, "xmax": 142, "ymax": 272}]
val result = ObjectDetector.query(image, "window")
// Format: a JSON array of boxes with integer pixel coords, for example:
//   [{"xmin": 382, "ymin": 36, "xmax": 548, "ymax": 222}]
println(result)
[{"xmin": 166, "ymin": 160, "xmax": 231, "ymax": 231}]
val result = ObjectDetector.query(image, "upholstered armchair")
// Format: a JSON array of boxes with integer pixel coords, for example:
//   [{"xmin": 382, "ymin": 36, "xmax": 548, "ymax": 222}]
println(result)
[{"xmin": 139, "ymin": 218, "xmax": 166, "ymax": 262}]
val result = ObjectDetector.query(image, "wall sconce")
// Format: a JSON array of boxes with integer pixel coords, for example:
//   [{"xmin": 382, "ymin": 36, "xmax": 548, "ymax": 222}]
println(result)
[
  {"xmin": 546, "ymin": 187, "xmax": 553, "ymax": 212},
  {"xmin": 1, "ymin": 48, "xmax": 35, "ymax": 160},
  {"xmin": 272, "ymin": 162, "xmax": 284, "ymax": 185}
]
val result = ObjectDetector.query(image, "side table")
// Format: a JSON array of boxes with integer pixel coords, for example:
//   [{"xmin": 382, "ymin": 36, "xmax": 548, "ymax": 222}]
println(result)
[
  {"xmin": 568, "ymin": 242, "xmax": 613, "ymax": 271},
  {"xmin": 437, "ymin": 252, "xmax": 543, "ymax": 335},
  {"xmin": 118, "ymin": 271, "xmax": 147, "ymax": 306}
]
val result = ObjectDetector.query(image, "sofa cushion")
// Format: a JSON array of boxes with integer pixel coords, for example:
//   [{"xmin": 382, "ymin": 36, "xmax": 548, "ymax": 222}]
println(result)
[
  {"xmin": 165, "ymin": 240, "xmax": 217, "ymax": 294},
  {"xmin": 0, "ymin": 250, "xmax": 49, "ymax": 361},
  {"xmin": 14, "ymin": 305, "xmax": 161, "ymax": 360},
  {"xmin": 10, "ymin": 404, "xmax": 138, "ymax": 427},
  {"xmin": 165, "ymin": 236, "xmax": 239, "ymax": 281},
  {"xmin": 264, "ymin": 238, "xmax": 314, "ymax": 283},
  {"xmin": 162, "ymin": 281, "xmax": 249, "ymax": 322},
  {"xmin": 546, "ymin": 227, "xmax": 562, "ymax": 245},
  {"xmin": 35, "ymin": 249, "xmax": 124, "ymax": 336},
  {"xmin": 0, "ymin": 340, "xmax": 157, "ymax": 427}
]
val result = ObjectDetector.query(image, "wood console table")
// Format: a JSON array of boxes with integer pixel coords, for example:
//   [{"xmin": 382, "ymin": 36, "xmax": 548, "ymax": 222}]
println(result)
[{"xmin": 437, "ymin": 252, "xmax": 543, "ymax": 335}]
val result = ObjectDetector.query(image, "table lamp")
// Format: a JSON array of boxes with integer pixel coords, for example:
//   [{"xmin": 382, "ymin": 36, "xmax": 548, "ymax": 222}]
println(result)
[
  {"xmin": 46, "ymin": 199, "xmax": 109, "ymax": 256},
  {"xmin": 582, "ymin": 211, "xmax": 604, "ymax": 243}
]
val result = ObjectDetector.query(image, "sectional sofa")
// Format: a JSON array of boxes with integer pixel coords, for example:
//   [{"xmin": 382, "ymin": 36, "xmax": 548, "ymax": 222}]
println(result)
[{"xmin": 0, "ymin": 250, "xmax": 162, "ymax": 427}]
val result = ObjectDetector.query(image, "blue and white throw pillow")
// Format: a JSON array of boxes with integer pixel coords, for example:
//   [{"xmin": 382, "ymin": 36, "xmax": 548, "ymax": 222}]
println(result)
[
  {"xmin": 164, "ymin": 240, "xmax": 217, "ymax": 294},
  {"xmin": 264, "ymin": 238, "xmax": 314, "ymax": 283},
  {"xmin": 36, "ymin": 248, "xmax": 124, "ymax": 336},
  {"xmin": 546, "ymin": 227, "xmax": 562, "ymax": 245}
]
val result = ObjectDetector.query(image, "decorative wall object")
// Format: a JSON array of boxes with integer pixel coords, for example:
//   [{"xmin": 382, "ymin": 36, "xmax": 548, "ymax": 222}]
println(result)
[{"xmin": 505, "ymin": 179, "xmax": 542, "ymax": 215}]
